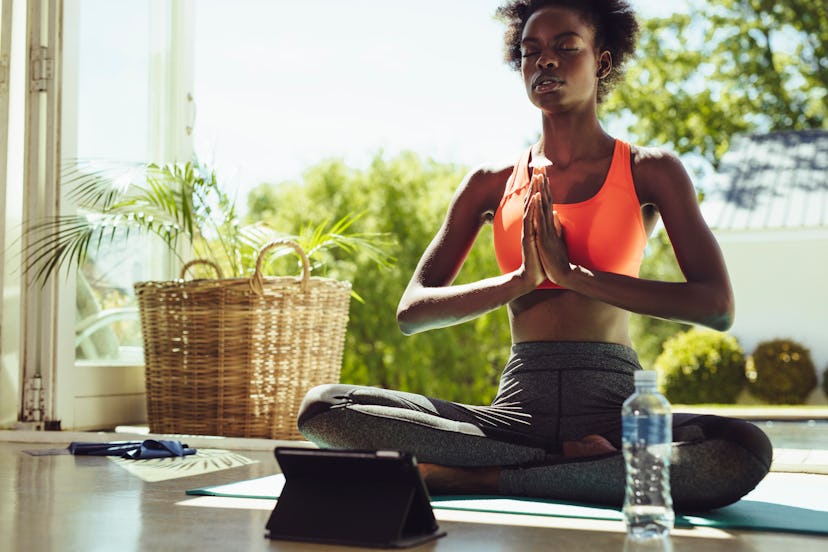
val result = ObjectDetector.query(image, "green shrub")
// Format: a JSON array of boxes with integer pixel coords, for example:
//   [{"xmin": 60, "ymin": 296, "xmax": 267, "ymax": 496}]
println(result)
[
  {"xmin": 654, "ymin": 328, "xmax": 746, "ymax": 404},
  {"xmin": 746, "ymin": 339, "xmax": 817, "ymax": 404}
]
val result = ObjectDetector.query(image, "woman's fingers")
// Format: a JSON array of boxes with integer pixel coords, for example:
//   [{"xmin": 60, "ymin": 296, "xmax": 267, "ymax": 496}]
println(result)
[
  {"xmin": 523, "ymin": 192, "xmax": 536, "ymax": 239},
  {"xmin": 552, "ymin": 209, "xmax": 563, "ymax": 237},
  {"xmin": 523, "ymin": 169, "xmax": 569, "ymax": 284}
]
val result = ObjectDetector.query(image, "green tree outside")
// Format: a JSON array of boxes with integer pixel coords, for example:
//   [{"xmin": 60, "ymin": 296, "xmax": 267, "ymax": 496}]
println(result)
[{"xmin": 603, "ymin": 0, "xmax": 827, "ymax": 168}]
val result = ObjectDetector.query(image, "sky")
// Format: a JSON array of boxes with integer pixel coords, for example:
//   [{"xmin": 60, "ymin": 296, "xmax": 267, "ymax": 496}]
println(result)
[{"xmin": 190, "ymin": 0, "xmax": 689, "ymax": 200}]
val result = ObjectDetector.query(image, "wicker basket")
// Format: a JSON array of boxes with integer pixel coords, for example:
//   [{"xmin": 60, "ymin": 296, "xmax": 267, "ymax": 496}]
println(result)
[{"xmin": 134, "ymin": 240, "xmax": 351, "ymax": 440}]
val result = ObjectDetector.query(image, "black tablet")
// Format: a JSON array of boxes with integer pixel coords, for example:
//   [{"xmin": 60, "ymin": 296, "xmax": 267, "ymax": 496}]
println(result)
[{"xmin": 265, "ymin": 447, "xmax": 446, "ymax": 548}]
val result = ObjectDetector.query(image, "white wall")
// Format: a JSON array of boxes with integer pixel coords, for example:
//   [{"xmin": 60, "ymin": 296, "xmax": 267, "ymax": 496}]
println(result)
[{"xmin": 716, "ymin": 228, "xmax": 828, "ymax": 404}]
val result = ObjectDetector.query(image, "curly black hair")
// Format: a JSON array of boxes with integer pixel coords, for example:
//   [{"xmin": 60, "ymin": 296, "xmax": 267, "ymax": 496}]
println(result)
[{"xmin": 496, "ymin": 0, "xmax": 639, "ymax": 102}]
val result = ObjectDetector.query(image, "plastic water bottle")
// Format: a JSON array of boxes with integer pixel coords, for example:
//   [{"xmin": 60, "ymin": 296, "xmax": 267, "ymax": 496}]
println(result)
[{"xmin": 622, "ymin": 370, "xmax": 674, "ymax": 540}]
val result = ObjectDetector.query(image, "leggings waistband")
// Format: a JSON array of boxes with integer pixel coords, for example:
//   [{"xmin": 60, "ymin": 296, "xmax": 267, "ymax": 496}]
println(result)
[{"xmin": 507, "ymin": 341, "xmax": 641, "ymax": 374}]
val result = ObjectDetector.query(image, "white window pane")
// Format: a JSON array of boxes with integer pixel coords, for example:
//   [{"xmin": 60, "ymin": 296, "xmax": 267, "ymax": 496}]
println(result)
[{"xmin": 67, "ymin": 0, "xmax": 153, "ymax": 365}]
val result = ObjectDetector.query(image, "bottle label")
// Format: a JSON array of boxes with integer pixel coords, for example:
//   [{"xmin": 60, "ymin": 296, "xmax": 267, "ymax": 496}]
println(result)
[{"xmin": 622, "ymin": 414, "xmax": 672, "ymax": 458}]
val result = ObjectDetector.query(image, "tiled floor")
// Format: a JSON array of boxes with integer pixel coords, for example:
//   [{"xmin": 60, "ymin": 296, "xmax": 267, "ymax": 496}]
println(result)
[{"xmin": 1, "ymin": 427, "xmax": 827, "ymax": 552}]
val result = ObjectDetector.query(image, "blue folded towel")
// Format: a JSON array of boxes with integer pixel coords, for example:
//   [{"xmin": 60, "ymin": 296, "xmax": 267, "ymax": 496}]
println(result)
[{"xmin": 68, "ymin": 439, "xmax": 197, "ymax": 459}]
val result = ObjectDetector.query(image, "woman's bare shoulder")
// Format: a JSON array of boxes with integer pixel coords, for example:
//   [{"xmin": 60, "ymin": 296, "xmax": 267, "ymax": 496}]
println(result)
[
  {"xmin": 630, "ymin": 144, "xmax": 684, "ymax": 173},
  {"xmin": 467, "ymin": 157, "xmax": 516, "ymax": 185},
  {"xmin": 629, "ymin": 144, "xmax": 694, "ymax": 204},
  {"xmin": 452, "ymin": 157, "xmax": 517, "ymax": 214}
]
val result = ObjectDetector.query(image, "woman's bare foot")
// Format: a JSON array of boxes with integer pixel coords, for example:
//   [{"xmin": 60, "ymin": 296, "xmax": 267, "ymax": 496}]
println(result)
[
  {"xmin": 562, "ymin": 434, "xmax": 617, "ymax": 458},
  {"xmin": 417, "ymin": 463, "xmax": 500, "ymax": 495}
]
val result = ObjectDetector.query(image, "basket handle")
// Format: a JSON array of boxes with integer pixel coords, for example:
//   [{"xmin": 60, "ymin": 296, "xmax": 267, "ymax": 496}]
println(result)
[
  {"xmin": 180, "ymin": 259, "xmax": 224, "ymax": 280},
  {"xmin": 250, "ymin": 239, "xmax": 310, "ymax": 296}
]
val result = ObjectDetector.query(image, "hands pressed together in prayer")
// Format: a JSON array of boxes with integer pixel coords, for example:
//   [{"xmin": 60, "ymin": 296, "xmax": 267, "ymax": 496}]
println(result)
[{"xmin": 522, "ymin": 168, "xmax": 576, "ymax": 287}]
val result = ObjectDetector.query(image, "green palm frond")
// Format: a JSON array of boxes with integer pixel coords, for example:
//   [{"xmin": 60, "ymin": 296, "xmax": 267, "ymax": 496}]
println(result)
[
  {"xmin": 61, "ymin": 159, "xmax": 147, "ymax": 210},
  {"xmin": 24, "ymin": 212, "xmax": 185, "ymax": 284},
  {"xmin": 25, "ymin": 158, "xmax": 393, "ymax": 287},
  {"xmin": 25, "ymin": 159, "xmax": 220, "ymax": 286},
  {"xmin": 234, "ymin": 215, "xmax": 394, "ymax": 289},
  {"xmin": 299, "ymin": 212, "xmax": 395, "ymax": 270}
]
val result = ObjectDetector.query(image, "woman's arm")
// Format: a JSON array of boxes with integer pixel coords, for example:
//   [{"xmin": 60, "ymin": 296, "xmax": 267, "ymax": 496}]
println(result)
[
  {"xmin": 397, "ymin": 166, "xmax": 546, "ymax": 335},
  {"xmin": 532, "ymin": 147, "xmax": 734, "ymax": 330}
]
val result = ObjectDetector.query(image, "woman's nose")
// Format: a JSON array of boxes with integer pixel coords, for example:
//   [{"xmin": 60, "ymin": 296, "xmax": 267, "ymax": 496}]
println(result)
[{"xmin": 537, "ymin": 52, "xmax": 558, "ymax": 69}]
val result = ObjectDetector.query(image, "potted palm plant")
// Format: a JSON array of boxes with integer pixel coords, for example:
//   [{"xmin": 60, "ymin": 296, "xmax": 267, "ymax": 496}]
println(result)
[
  {"xmin": 27, "ymin": 158, "xmax": 390, "ymax": 284},
  {"xmin": 25, "ymin": 158, "xmax": 391, "ymax": 439}
]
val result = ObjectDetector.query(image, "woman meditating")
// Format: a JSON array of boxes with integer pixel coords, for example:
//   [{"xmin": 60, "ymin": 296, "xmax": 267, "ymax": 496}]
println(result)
[{"xmin": 297, "ymin": 0, "xmax": 771, "ymax": 512}]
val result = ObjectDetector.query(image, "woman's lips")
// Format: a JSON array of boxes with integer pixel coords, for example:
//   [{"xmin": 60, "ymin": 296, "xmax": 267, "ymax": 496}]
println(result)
[{"xmin": 534, "ymin": 76, "xmax": 564, "ymax": 93}]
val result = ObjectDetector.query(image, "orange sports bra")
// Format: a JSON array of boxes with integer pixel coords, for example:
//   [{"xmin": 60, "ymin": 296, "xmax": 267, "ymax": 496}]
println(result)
[{"xmin": 492, "ymin": 139, "xmax": 647, "ymax": 289}]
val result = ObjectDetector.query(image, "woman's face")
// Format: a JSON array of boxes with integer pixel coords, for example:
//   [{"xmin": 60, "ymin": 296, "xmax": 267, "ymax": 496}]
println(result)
[{"xmin": 519, "ymin": 6, "xmax": 605, "ymax": 113}]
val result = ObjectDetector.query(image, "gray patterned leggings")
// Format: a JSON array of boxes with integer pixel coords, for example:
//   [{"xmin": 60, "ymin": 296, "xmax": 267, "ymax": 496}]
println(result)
[{"xmin": 297, "ymin": 341, "xmax": 772, "ymax": 512}]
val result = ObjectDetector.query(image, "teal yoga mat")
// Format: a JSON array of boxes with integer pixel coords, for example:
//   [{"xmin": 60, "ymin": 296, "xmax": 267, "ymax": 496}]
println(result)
[{"xmin": 186, "ymin": 472, "xmax": 828, "ymax": 535}]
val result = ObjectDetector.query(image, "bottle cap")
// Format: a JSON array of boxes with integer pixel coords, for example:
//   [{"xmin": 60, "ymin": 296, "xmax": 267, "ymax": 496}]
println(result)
[{"xmin": 634, "ymin": 370, "xmax": 658, "ymax": 384}]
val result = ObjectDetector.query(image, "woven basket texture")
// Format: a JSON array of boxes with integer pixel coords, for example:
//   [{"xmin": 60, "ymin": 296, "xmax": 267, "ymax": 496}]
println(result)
[{"xmin": 134, "ymin": 241, "xmax": 351, "ymax": 440}]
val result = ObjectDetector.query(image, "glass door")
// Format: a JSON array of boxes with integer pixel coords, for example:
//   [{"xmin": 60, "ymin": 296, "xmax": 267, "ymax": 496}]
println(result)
[{"xmin": 59, "ymin": 0, "xmax": 192, "ymax": 430}]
